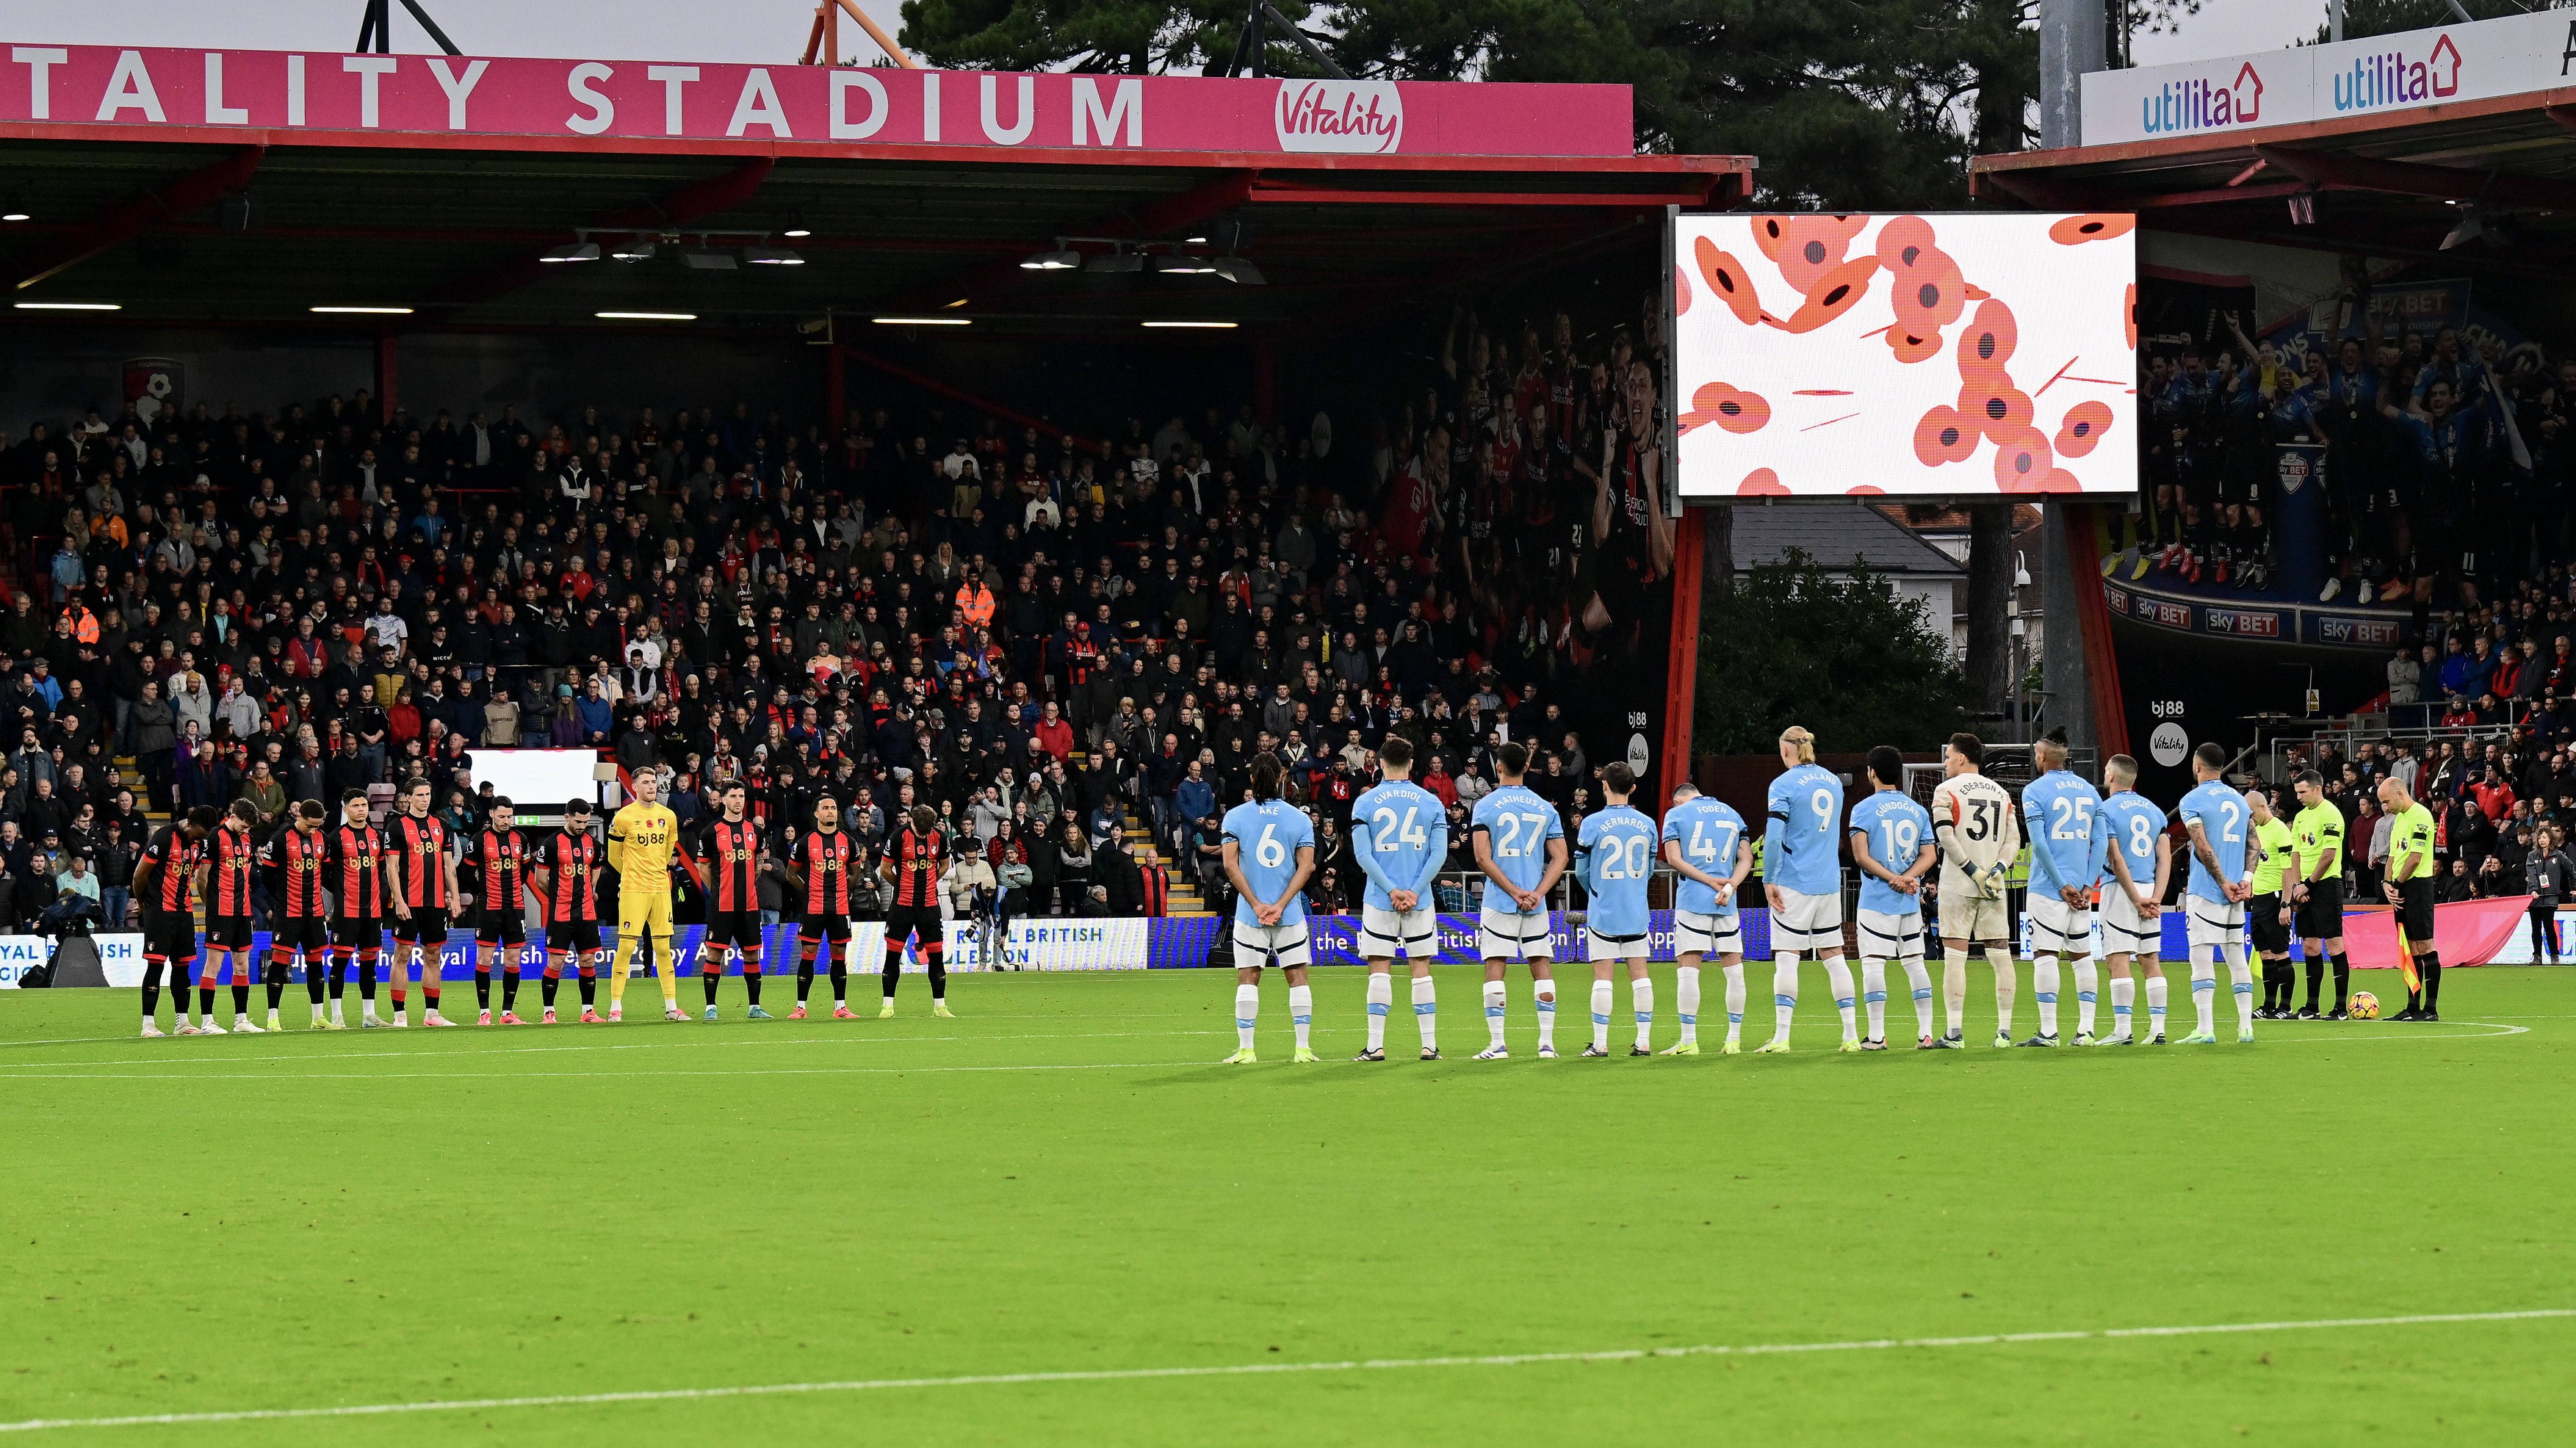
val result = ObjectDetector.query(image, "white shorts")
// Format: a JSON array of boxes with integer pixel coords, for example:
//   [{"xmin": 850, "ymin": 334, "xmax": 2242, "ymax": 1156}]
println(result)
[
  {"xmin": 2099, "ymin": 888, "xmax": 2161, "ymax": 958},
  {"xmin": 2027, "ymin": 895, "xmax": 2094, "ymax": 956},
  {"xmin": 1476, "ymin": 901, "xmax": 1555, "ymax": 962},
  {"xmin": 1855, "ymin": 908, "xmax": 1927, "ymax": 964},
  {"xmin": 1585, "ymin": 924, "xmax": 1649, "ymax": 964},
  {"xmin": 1937, "ymin": 888, "xmax": 2012, "ymax": 944},
  {"xmin": 1768, "ymin": 887, "xmax": 1844, "ymax": 955},
  {"xmin": 2183, "ymin": 898, "xmax": 2247, "ymax": 953},
  {"xmin": 1232, "ymin": 919, "xmax": 1312, "ymax": 969},
  {"xmin": 1673, "ymin": 908, "xmax": 1742, "ymax": 960},
  {"xmin": 1358, "ymin": 902, "xmax": 1437, "ymax": 960}
]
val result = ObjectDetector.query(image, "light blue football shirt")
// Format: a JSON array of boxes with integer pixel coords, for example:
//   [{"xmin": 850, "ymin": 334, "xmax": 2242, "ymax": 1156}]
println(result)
[
  {"xmin": 1764, "ymin": 762, "xmax": 1844, "ymax": 897},
  {"xmin": 1472, "ymin": 783, "xmax": 1563, "ymax": 911},
  {"xmin": 1660, "ymin": 794, "xmax": 1746, "ymax": 917},
  {"xmin": 1352, "ymin": 778, "xmax": 1447, "ymax": 912},
  {"xmin": 1576, "ymin": 804, "xmax": 1659, "ymax": 937},
  {"xmin": 1222, "ymin": 797, "xmax": 1316, "ymax": 927},
  {"xmin": 1847, "ymin": 789, "xmax": 1933, "ymax": 916},
  {"xmin": 2022, "ymin": 770, "xmax": 2108, "ymax": 894},
  {"xmin": 2176, "ymin": 781, "xmax": 2249, "ymax": 905},
  {"xmin": 2099, "ymin": 790, "xmax": 2168, "ymax": 894}
]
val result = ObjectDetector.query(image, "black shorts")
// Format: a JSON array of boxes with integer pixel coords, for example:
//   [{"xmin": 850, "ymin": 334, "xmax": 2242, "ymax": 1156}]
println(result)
[
  {"xmin": 477, "ymin": 910, "xmax": 526, "ymax": 946},
  {"xmin": 271, "ymin": 916, "xmax": 329, "ymax": 953},
  {"xmin": 141, "ymin": 909, "xmax": 198, "ymax": 966},
  {"xmin": 2249, "ymin": 894, "xmax": 2290, "ymax": 955},
  {"xmin": 884, "ymin": 903, "xmax": 944, "ymax": 947},
  {"xmin": 394, "ymin": 907, "xmax": 447, "ymax": 944},
  {"xmin": 2396, "ymin": 877, "xmax": 2436, "ymax": 945},
  {"xmin": 705, "ymin": 909, "xmax": 763, "ymax": 950},
  {"xmin": 2294, "ymin": 877, "xmax": 2345, "ymax": 940},
  {"xmin": 801, "ymin": 912, "xmax": 854, "ymax": 947},
  {"xmin": 546, "ymin": 916, "xmax": 602, "ymax": 954},
  {"xmin": 331, "ymin": 913, "xmax": 384, "ymax": 951},
  {"xmin": 204, "ymin": 913, "xmax": 253, "ymax": 950}
]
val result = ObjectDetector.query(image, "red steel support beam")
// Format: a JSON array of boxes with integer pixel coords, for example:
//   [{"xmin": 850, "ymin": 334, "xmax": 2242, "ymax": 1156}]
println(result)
[
  {"xmin": 1659, "ymin": 507, "xmax": 1706, "ymax": 807},
  {"xmin": 12, "ymin": 144, "xmax": 265, "ymax": 292},
  {"xmin": 895, "ymin": 170, "xmax": 1258, "ymax": 312},
  {"xmin": 2252, "ymin": 145, "xmax": 2576, "ymax": 214},
  {"xmin": 423, "ymin": 157, "xmax": 776, "ymax": 312}
]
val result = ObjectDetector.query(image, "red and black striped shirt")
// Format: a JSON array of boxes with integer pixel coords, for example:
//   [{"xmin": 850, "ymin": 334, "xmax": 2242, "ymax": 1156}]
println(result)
[
  {"xmin": 209, "ymin": 823, "xmax": 257, "ymax": 918},
  {"xmin": 477, "ymin": 829, "xmax": 527, "ymax": 913},
  {"xmin": 330, "ymin": 822, "xmax": 386, "ymax": 917},
  {"xmin": 890, "ymin": 826, "xmax": 946, "ymax": 909},
  {"xmin": 546, "ymin": 831, "xmax": 599, "ymax": 923},
  {"xmin": 700, "ymin": 819, "xmax": 762, "ymax": 914},
  {"xmin": 791, "ymin": 828, "xmax": 856, "ymax": 916},
  {"xmin": 141, "ymin": 825, "xmax": 200, "ymax": 915},
  {"xmin": 392, "ymin": 814, "xmax": 448, "ymax": 910},
  {"xmin": 266, "ymin": 827, "xmax": 331, "ymax": 919}
]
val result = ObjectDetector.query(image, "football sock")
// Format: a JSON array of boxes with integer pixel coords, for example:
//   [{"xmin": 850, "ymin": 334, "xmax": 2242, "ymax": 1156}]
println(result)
[
  {"xmin": 650, "ymin": 931, "xmax": 676, "ymax": 1006},
  {"xmin": 2146, "ymin": 973, "xmax": 2169, "ymax": 1035},
  {"xmin": 1365, "ymin": 972, "xmax": 1393, "ymax": 1051},
  {"xmin": 358, "ymin": 952, "xmax": 378, "ymax": 1002},
  {"xmin": 926, "ymin": 943, "xmax": 947, "ymax": 1000},
  {"xmin": 2223, "ymin": 941, "xmax": 2253, "ymax": 1031},
  {"xmin": 744, "ymin": 963, "xmax": 763, "ymax": 1007},
  {"xmin": 830, "ymin": 948, "xmax": 849, "ymax": 1004},
  {"xmin": 2072, "ymin": 957, "xmax": 2098, "ymax": 1035},
  {"xmin": 475, "ymin": 967, "xmax": 492, "ymax": 1010},
  {"xmin": 2190, "ymin": 949, "xmax": 2218, "ymax": 1034},
  {"xmin": 1288, "ymin": 983, "xmax": 1313, "ymax": 1049},
  {"xmin": 796, "ymin": 944, "xmax": 818, "ymax": 1003},
  {"xmin": 2110, "ymin": 975, "xmax": 2135, "ymax": 1035},
  {"xmin": 141, "ymin": 965, "xmax": 162, "ymax": 1021},
  {"xmin": 501, "ymin": 969, "xmax": 519, "ymax": 1012},
  {"xmin": 1943, "ymin": 946, "xmax": 1970, "ymax": 1038},
  {"xmin": 419, "ymin": 954, "xmax": 440, "ymax": 1011},
  {"xmin": 1629, "ymin": 977, "xmax": 1654, "ymax": 1051},
  {"xmin": 1860, "ymin": 958, "xmax": 1888, "ymax": 1038},
  {"xmin": 578, "ymin": 967, "xmax": 597, "ymax": 1007},
  {"xmin": 2421, "ymin": 953, "xmax": 2442, "ymax": 1012},
  {"xmin": 1234, "ymin": 983, "xmax": 1260, "ymax": 1049},
  {"xmin": 1411, "ymin": 973, "xmax": 1437, "ymax": 1051},
  {"xmin": 198, "ymin": 985, "xmax": 217, "ymax": 1018},
  {"xmin": 882, "ymin": 941, "xmax": 905, "ymax": 999},
  {"xmin": 1590, "ymin": 980, "xmax": 1614, "ymax": 1051},
  {"xmin": 327, "ymin": 952, "xmax": 346, "ymax": 1001},
  {"xmin": 703, "ymin": 968, "xmax": 721, "ymax": 1007},
  {"xmin": 2033, "ymin": 955, "xmax": 2060, "ymax": 1038},
  {"xmin": 1822, "ymin": 955, "xmax": 1856, "ymax": 1040},
  {"xmin": 1533, "ymin": 979, "xmax": 1556, "ymax": 1051},
  {"xmin": 1902, "ymin": 957, "xmax": 1934, "ymax": 1037},
  {"xmin": 1721, "ymin": 963, "xmax": 1745, "ymax": 1043},
  {"xmin": 2302, "ymin": 957, "xmax": 2325, "ymax": 1011},
  {"xmin": 2329, "ymin": 952, "xmax": 2350, "ymax": 1010},
  {"xmin": 303, "ymin": 955, "xmax": 325, "ymax": 1006},
  {"xmin": 1483, "ymin": 980, "xmax": 1508, "ymax": 1049},
  {"xmin": 540, "ymin": 964, "xmax": 560, "ymax": 1007},
  {"xmin": 1986, "ymin": 949, "xmax": 2016, "ymax": 1038},
  {"xmin": 1675, "ymin": 966, "xmax": 1701, "ymax": 1045},
  {"xmin": 270, "ymin": 950, "xmax": 293, "ymax": 1010},
  {"xmin": 1771, "ymin": 955, "xmax": 1800, "ymax": 1041},
  {"xmin": 609, "ymin": 947, "xmax": 629, "ymax": 1010},
  {"xmin": 231, "ymin": 982, "xmax": 250, "ymax": 1017}
]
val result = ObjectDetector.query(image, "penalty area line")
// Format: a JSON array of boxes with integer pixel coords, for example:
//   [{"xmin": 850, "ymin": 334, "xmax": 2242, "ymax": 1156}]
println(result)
[{"xmin": 2, "ymin": 1308, "xmax": 2567, "ymax": 1434}]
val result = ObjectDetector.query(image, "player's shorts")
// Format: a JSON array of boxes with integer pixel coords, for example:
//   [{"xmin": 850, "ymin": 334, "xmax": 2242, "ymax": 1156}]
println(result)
[
  {"xmin": 140, "ymin": 908, "xmax": 198, "ymax": 966},
  {"xmin": 1476, "ymin": 900, "xmax": 1554, "ymax": 962},
  {"xmin": 2294, "ymin": 876, "xmax": 2346, "ymax": 940},
  {"xmin": 203, "ymin": 913, "xmax": 253, "ymax": 950},
  {"xmin": 2248, "ymin": 893, "xmax": 2290, "ymax": 955},
  {"xmin": 331, "ymin": 912, "xmax": 383, "ymax": 951},
  {"xmin": 2395, "ymin": 877, "xmax": 2436, "ymax": 944},
  {"xmin": 2099, "ymin": 888, "xmax": 2160, "ymax": 958},
  {"xmin": 1768, "ymin": 887, "xmax": 1844, "ymax": 955},
  {"xmin": 704, "ymin": 908, "xmax": 762, "ymax": 950},
  {"xmin": 1359, "ymin": 902, "xmax": 1437, "ymax": 959},
  {"xmin": 1937, "ymin": 887, "xmax": 2012, "ymax": 944},
  {"xmin": 1672, "ymin": 908, "xmax": 1742, "ymax": 959},
  {"xmin": 884, "ymin": 903, "xmax": 944, "ymax": 948},
  {"xmin": 270, "ymin": 916, "xmax": 328, "ymax": 953},
  {"xmin": 2026, "ymin": 895, "xmax": 2093, "ymax": 956},
  {"xmin": 476, "ymin": 909, "xmax": 527, "ymax": 947},
  {"xmin": 800, "ymin": 911, "xmax": 855, "ymax": 947},
  {"xmin": 1233, "ymin": 917, "xmax": 1312, "ymax": 969},
  {"xmin": 1855, "ymin": 908, "xmax": 1927, "ymax": 964},
  {"xmin": 546, "ymin": 916, "xmax": 602, "ymax": 955},
  {"xmin": 1585, "ymin": 926, "xmax": 1648, "ymax": 964},
  {"xmin": 394, "ymin": 906, "xmax": 447, "ymax": 943},
  {"xmin": 2184, "ymin": 897, "xmax": 2247, "ymax": 952},
  {"xmin": 618, "ymin": 891, "xmax": 673, "ymax": 938}
]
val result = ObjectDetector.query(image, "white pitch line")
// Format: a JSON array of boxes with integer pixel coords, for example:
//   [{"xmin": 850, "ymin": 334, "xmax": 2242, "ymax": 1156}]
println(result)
[{"xmin": 1, "ymin": 1308, "xmax": 2564, "ymax": 1435}]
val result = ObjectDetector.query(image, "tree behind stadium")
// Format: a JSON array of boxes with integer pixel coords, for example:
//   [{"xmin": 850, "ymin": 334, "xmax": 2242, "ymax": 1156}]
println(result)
[{"xmin": 1693, "ymin": 553, "xmax": 1969, "ymax": 754}]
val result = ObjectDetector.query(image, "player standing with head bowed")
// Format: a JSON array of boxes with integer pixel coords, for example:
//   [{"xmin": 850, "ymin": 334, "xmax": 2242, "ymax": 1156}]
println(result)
[
  {"xmin": 1930, "ymin": 732, "xmax": 2021, "ymax": 1048},
  {"xmin": 2093, "ymin": 756, "xmax": 2171, "ymax": 1045},
  {"xmin": 2019, "ymin": 731, "xmax": 2108, "ymax": 1046},
  {"xmin": 1659, "ymin": 779, "xmax": 1750, "ymax": 1055},
  {"xmin": 2174, "ymin": 743, "xmax": 2255, "ymax": 1043},
  {"xmin": 879, "ymin": 804, "xmax": 956, "ymax": 1019},
  {"xmin": 782, "ymin": 794, "xmax": 862, "ymax": 1020},
  {"xmin": 384, "ymin": 777, "xmax": 461, "ymax": 1027},
  {"xmin": 1849, "ymin": 747, "xmax": 1937, "ymax": 1049},
  {"xmin": 693, "ymin": 783, "xmax": 772, "ymax": 1021},
  {"xmin": 1758, "ymin": 725, "xmax": 1852, "ymax": 1053},
  {"xmin": 134, "ymin": 806, "xmax": 216, "ymax": 1038},
  {"xmin": 1222, "ymin": 753, "xmax": 1318, "ymax": 1064},
  {"xmin": 328, "ymin": 790, "xmax": 392, "ymax": 1029},
  {"xmin": 2376, "ymin": 774, "xmax": 2442, "ymax": 1021},
  {"xmin": 605, "ymin": 769, "xmax": 685, "ymax": 1023},
  {"xmin": 532, "ymin": 798, "xmax": 607, "ymax": 1024},
  {"xmin": 1576, "ymin": 762, "xmax": 1660, "ymax": 1057},
  {"xmin": 1470, "ymin": 740, "xmax": 1568, "ymax": 1060},
  {"xmin": 261, "ymin": 799, "xmax": 335, "ymax": 1031},
  {"xmin": 472, "ymin": 798, "xmax": 533, "ymax": 1026},
  {"xmin": 2286, "ymin": 769, "xmax": 2351, "ymax": 1019},
  {"xmin": 195, "ymin": 800, "xmax": 263, "ymax": 1034},
  {"xmin": 1350, "ymin": 735, "xmax": 1446, "ymax": 1062},
  {"xmin": 2245, "ymin": 789, "xmax": 2298, "ymax": 1020}
]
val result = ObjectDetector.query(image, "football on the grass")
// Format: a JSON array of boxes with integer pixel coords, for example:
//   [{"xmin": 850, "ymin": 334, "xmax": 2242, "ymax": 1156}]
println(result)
[{"xmin": 2350, "ymin": 991, "xmax": 2379, "ymax": 1020}]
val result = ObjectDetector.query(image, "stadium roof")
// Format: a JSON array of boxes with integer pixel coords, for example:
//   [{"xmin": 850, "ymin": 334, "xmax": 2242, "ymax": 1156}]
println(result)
[{"xmin": 1729, "ymin": 502, "xmax": 1964, "ymax": 579}]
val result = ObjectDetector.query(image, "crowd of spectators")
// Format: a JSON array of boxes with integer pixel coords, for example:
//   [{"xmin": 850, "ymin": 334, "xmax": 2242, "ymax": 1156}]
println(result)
[{"xmin": 0, "ymin": 293, "xmax": 1669, "ymax": 933}]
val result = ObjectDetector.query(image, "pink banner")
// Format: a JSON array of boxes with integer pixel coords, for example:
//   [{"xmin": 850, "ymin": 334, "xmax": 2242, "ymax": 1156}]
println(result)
[
  {"xmin": 0, "ymin": 44, "xmax": 1631, "ymax": 158},
  {"xmin": 2341, "ymin": 896, "xmax": 2533, "ymax": 970}
]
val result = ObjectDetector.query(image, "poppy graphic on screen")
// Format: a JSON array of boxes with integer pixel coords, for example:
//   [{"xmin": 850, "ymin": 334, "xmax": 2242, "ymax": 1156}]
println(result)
[{"xmin": 1673, "ymin": 212, "xmax": 2136, "ymax": 499}]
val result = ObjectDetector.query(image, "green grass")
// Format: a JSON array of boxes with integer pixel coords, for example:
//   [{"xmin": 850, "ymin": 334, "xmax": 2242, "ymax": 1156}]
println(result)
[{"xmin": 1, "ymin": 963, "xmax": 2569, "ymax": 1444}]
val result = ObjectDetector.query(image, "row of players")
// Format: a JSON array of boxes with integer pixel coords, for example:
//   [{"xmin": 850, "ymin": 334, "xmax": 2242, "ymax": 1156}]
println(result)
[
  {"xmin": 1213, "ymin": 727, "xmax": 2450, "ymax": 1063},
  {"xmin": 126, "ymin": 772, "xmax": 954, "ymax": 1036}
]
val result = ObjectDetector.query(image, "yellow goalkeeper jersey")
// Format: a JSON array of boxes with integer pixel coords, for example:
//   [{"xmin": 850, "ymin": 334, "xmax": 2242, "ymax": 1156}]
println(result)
[{"xmin": 607, "ymin": 801, "xmax": 680, "ymax": 896}]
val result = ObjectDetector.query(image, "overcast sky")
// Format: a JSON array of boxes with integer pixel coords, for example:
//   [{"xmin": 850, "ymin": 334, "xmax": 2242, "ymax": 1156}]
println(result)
[{"xmin": 0, "ymin": 0, "xmax": 2322, "ymax": 70}]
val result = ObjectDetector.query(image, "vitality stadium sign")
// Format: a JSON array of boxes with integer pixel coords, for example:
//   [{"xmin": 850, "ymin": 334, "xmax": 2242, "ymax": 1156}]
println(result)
[{"xmin": 0, "ymin": 44, "xmax": 1629, "ymax": 157}]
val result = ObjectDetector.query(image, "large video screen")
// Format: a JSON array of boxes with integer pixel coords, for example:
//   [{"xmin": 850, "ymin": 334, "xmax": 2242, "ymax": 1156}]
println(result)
[{"xmin": 1670, "ymin": 212, "xmax": 2137, "ymax": 499}]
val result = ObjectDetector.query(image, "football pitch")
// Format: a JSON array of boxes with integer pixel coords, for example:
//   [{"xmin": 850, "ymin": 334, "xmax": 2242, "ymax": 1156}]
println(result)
[{"xmin": 2, "ymin": 964, "xmax": 2569, "ymax": 1444}]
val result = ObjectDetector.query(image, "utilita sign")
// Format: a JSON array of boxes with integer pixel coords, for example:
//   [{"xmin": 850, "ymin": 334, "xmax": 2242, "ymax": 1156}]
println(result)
[
  {"xmin": 2079, "ymin": 10, "xmax": 2576, "ymax": 146},
  {"xmin": 0, "ymin": 43, "xmax": 1628, "ymax": 158}
]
